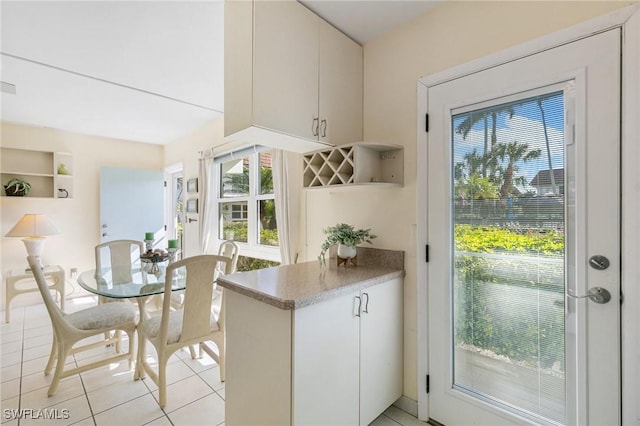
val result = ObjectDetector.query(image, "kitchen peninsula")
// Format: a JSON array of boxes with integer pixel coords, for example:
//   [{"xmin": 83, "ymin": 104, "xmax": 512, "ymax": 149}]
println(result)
[{"xmin": 217, "ymin": 247, "xmax": 404, "ymax": 426}]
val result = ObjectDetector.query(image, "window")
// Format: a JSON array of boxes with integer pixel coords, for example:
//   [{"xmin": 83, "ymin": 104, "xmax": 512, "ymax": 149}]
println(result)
[
  {"xmin": 217, "ymin": 150, "xmax": 279, "ymax": 262},
  {"xmin": 231, "ymin": 203, "xmax": 248, "ymax": 220},
  {"xmin": 165, "ymin": 163, "xmax": 184, "ymax": 260}
]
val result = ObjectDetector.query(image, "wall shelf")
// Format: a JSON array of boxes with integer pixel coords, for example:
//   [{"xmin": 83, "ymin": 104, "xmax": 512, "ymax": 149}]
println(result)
[
  {"xmin": 1, "ymin": 148, "xmax": 73, "ymax": 199},
  {"xmin": 303, "ymin": 143, "xmax": 403, "ymax": 189}
]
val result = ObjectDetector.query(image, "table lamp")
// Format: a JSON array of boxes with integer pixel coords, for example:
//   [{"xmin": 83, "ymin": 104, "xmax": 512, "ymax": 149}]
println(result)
[{"xmin": 5, "ymin": 214, "xmax": 60, "ymax": 268}]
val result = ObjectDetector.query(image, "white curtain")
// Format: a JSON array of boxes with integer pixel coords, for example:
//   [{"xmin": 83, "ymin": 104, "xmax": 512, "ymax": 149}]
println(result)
[
  {"xmin": 272, "ymin": 149, "xmax": 301, "ymax": 264},
  {"xmin": 199, "ymin": 156, "xmax": 216, "ymax": 254}
]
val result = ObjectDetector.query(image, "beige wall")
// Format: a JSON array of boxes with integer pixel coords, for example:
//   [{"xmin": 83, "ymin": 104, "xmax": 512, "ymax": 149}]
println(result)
[
  {"xmin": 0, "ymin": 122, "xmax": 163, "ymax": 303},
  {"xmin": 164, "ymin": 117, "xmax": 225, "ymax": 258},
  {"xmin": 304, "ymin": 0, "xmax": 633, "ymax": 401},
  {"xmin": 1, "ymin": 0, "xmax": 633, "ymax": 404}
]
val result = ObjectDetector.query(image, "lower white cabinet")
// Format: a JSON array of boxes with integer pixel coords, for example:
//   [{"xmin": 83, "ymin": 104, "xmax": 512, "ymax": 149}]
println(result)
[
  {"xmin": 294, "ymin": 277, "xmax": 403, "ymax": 425},
  {"xmin": 225, "ymin": 278, "xmax": 403, "ymax": 426}
]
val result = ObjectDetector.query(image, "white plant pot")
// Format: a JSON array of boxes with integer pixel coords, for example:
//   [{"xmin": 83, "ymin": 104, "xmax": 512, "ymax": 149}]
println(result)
[{"xmin": 337, "ymin": 244, "xmax": 357, "ymax": 259}]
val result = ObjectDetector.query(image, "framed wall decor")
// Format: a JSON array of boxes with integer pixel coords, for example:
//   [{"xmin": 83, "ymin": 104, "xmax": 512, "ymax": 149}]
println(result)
[
  {"xmin": 187, "ymin": 178, "xmax": 198, "ymax": 193},
  {"xmin": 186, "ymin": 198, "xmax": 198, "ymax": 213}
]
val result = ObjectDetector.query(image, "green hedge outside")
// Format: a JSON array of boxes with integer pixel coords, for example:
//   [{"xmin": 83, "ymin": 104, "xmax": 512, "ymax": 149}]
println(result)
[{"xmin": 454, "ymin": 224, "xmax": 565, "ymax": 371}]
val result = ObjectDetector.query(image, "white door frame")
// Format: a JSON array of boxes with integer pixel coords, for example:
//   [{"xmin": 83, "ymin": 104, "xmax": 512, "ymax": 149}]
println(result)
[
  {"xmin": 164, "ymin": 162, "xmax": 184, "ymax": 243},
  {"xmin": 416, "ymin": 4, "xmax": 640, "ymax": 423}
]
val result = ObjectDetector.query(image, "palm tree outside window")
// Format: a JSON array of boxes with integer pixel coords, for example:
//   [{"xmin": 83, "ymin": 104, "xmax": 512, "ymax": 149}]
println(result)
[{"xmin": 217, "ymin": 151, "xmax": 280, "ymax": 268}]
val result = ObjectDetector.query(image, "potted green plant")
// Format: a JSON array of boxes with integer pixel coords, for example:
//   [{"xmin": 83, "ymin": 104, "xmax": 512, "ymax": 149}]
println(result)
[
  {"xmin": 4, "ymin": 178, "xmax": 31, "ymax": 196},
  {"xmin": 318, "ymin": 223, "xmax": 377, "ymax": 266}
]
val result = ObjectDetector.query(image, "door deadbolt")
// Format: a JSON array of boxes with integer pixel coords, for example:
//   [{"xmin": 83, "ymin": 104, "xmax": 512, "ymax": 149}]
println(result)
[{"xmin": 588, "ymin": 255, "xmax": 610, "ymax": 270}]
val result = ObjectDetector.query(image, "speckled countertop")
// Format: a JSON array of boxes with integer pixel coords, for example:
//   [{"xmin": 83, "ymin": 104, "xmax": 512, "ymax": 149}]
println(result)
[{"xmin": 216, "ymin": 247, "xmax": 404, "ymax": 310}]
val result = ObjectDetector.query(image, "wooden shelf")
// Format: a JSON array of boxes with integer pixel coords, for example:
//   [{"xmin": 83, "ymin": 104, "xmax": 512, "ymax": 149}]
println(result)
[{"xmin": 303, "ymin": 143, "xmax": 403, "ymax": 188}]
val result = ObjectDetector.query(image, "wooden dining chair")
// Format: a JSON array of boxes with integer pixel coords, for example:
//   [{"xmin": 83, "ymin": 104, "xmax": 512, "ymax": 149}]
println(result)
[
  {"xmin": 135, "ymin": 254, "xmax": 229, "ymax": 407},
  {"xmin": 217, "ymin": 240, "xmax": 240, "ymax": 276},
  {"xmin": 94, "ymin": 239, "xmax": 144, "ymax": 293},
  {"xmin": 168, "ymin": 241, "xmax": 238, "ymax": 359},
  {"xmin": 27, "ymin": 255, "xmax": 137, "ymax": 396},
  {"xmin": 94, "ymin": 239, "xmax": 145, "ymax": 344},
  {"xmin": 170, "ymin": 239, "xmax": 239, "ymax": 306}
]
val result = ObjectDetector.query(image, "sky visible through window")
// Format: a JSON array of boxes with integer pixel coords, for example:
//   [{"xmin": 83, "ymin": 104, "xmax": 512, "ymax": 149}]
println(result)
[{"xmin": 452, "ymin": 91, "xmax": 564, "ymax": 197}]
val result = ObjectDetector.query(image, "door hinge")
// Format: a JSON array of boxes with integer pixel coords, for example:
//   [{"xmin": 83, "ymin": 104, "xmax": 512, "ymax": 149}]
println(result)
[
  {"xmin": 164, "ymin": 225, "xmax": 167, "ymax": 231},
  {"xmin": 425, "ymin": 244, "xmax": 430, "ymax": 263},
  {"xmin": 164, "ymin": 180, "xmax": 167, "ymax": 187},
  {"xmin": 426, "ymin": 374, "xmax": 430, "ymax": 393},
  {"xmin": 425, "ymin": 113, "xmax": 429, "ymax": 133}
]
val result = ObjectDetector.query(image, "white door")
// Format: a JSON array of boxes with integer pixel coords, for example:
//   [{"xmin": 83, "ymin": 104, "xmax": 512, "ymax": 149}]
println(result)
[
  {"xmin": 425, "ymin": 29, "xmax": 620, "ymax": 425},
  {"xmin": 100, "ymin": 166, "xmax": 164, "ymax": 245}
]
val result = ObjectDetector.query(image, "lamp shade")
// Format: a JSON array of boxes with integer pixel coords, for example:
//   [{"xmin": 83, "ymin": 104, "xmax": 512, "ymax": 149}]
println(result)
[{"xmin": 5, "ymin": 214, "xmax": 60, "ymax": 237}]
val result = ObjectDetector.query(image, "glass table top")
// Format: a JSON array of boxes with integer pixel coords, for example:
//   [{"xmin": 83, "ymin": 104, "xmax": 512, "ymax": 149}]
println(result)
[{"xmin": 77, "ymin": 266, "xmax": 187, "ymax": 299}]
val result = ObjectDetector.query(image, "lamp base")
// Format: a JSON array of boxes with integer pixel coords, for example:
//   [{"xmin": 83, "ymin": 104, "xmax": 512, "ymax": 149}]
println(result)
[{"xmin": 22, "ymin": 237, "xmax": 46, "ymax": 269}]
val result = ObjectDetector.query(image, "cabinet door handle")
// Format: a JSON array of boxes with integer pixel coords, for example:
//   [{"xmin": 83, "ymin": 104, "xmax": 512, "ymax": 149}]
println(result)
[
  {"xmin": 320, "ymin": 119, "xmax": 327, "ymax": 138},
  {"xmin": 362, "ymin": 292, "xmax": 369, "ymax": 314},
  {"xmin": 354, "ymin": 296, "xmax": 362, "ymax": 317},
  {"xmin": 312, "ymin": 117, "xmax": 319, "ymax": 136}
]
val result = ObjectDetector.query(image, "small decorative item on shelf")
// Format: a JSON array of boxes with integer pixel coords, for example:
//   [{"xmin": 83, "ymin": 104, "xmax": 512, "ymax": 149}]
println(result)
[
  {"xmin": 4, "ymin": 178, "xmax": 31, "ymax": 197},
  {"xmin": 58, "ymin": 188, "xmax": 69, "ymax": 198},
  {"xmin": 318, "ymin": 223, "xmax": 376, "ymax": 267},
  {"xmin": 57, "ymin": 163, "xmax": 69, "ymax": 175}
]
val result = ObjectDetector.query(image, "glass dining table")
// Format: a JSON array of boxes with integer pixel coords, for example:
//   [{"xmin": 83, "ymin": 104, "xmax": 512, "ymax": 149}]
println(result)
[{"xmin": 77, "ymin": 265, "xmax": 186, "ymax": 319}]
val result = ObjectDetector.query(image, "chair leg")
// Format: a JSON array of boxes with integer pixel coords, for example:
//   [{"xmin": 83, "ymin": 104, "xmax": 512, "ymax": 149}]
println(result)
[
  {"xmin": 44, "ymin": 337, "xmax": 58, "ymax": 376},
  {"xmin": 135, "ymin": 333, "xmax": 146, "ymax": 380},
  {"xmin": 188, "ymin": 345, "xmax": 198, "ymax": 359},
  {"xmin": 47, "ymin": 343, "xmax": 67, "ymax": 396},
  {"xmin": 114, "ymin": 330, "xmax": 122, "ymax": 353},
  {"xmin": 125, "ymin": 329, "xmax": 135, "ymax": 368},
  {"xmin": 158, "ymin": 354, "xmax": 169, "ymax": 408}
]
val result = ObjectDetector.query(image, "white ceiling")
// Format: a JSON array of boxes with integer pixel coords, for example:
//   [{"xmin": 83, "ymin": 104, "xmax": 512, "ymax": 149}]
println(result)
[
  {"xmin": 0, "ymin": 1, "xmax": 441, "ymax": 145},
  {"xmin": 301, "ymin": 1, "xmax": 441, "ymax": 45}
]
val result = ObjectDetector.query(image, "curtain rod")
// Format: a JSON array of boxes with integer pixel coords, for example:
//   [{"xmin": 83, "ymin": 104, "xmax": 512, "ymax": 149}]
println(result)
[{"xmin": 199, "ymin": 145, "xmax": 270, "ymax": 163}]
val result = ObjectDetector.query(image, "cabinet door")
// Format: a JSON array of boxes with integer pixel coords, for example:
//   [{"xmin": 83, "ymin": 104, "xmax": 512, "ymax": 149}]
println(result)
[
  {"xmin": 293, "ymin": 290, "xmax": 360, "ymax": 425},
  {"xmin": 360, "ymin": 278, "xmax": 403, "ymax": 425},
  {"xmin": 253, "ymin": 1, "xmax": 319, "ymax": 141},
  {"xmin": 319, "ymin": 21, "xmax": 363, "ymax": 145}
]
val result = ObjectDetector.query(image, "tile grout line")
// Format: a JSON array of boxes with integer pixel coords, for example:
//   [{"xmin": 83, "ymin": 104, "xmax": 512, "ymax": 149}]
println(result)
[
  {"xmin": 18, "ymin": 306, "xmax": 25, "ymax": 426},
  {"xmin": 74, "ymin": 352, "xmax": 98, "ymax": 426}
]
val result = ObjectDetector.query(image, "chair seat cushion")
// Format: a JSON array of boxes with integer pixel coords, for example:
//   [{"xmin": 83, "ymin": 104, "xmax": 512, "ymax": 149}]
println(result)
[
  {"xmin": 66, "ymin": 302, "xmax": 136, "ymax": 330},
  {"xmin": 139, "ymin": 311, "xmax": 219, "ymax": 344}
]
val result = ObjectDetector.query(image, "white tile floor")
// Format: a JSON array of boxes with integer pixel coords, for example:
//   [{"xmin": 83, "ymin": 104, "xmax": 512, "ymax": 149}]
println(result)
[{"xmin": 1, "ymin": 296, "xmax": 427, "ymax": 426}]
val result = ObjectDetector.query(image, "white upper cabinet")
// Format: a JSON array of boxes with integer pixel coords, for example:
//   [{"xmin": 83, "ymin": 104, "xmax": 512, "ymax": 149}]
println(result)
[
  {"xmin": 253, "ymin": 0, "xmax": 319, "ymax": 142},
  {"xmin": 318, "ymin": 19, "xmax": 363, "ymax": 145},
  {"xmin": 224, "ymin": 0, "xmax": 363, "ymax": 153}
]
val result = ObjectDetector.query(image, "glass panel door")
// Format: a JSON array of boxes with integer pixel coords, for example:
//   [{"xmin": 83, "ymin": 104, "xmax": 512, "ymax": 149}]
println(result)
[
  {"xmin": 452, "ymin": 91, "xmax": 565, "ymax": 423},
  {"xmin": 423, "ymin": 27, "xmax": 620, "ymax": 426}
]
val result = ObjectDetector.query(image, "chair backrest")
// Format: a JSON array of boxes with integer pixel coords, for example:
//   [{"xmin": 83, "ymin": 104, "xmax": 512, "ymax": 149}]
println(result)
[
  {"xmin": 218, "ymin": 240, "xmax": 239, "ymax": 274},
  {"xmin": 95, "ymin": 240, "xmax": 143, "ymax": 284},
  {"xmin": 27, "ymin": 256, "xmax": 73, "ymax": 336},
  {"xmin": 160, "ymin": 254, "xmax": 230, "ymax": 345}
]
